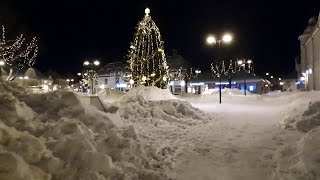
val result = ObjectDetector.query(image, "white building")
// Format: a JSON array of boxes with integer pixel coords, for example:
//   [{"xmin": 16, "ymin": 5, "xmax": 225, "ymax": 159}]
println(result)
[
  {"xmin": 96, "ymin": 62, "xmax": 130, "ymax": 92},
  {"xmin": 299, "ymin": 13, "xmax": 320, "ymax": 90}
]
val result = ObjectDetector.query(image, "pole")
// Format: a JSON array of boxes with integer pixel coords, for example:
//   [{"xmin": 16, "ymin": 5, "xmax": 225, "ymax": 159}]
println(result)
[
  {"xmin": 91, "ymin": 77, "xmax": 94, "ymax": 95},
  {"xmin": 219, "ymin": 77, "xmax": 222, "ymax": 104},
  {"xmin": 244, "ymin": 77, "xmax": 246, "ymax": 96},
  {"xmin": 218, "ymin": 41, "xmax": 222, "ymax": 104}
]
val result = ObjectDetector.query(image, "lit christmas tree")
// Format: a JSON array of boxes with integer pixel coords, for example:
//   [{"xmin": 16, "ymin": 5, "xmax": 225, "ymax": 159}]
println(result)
[{"xmin": 128, "ymin": 8, "xmax": 169, "ymax": 88}]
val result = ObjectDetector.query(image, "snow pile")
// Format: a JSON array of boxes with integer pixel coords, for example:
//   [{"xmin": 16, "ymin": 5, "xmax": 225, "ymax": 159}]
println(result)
[
  {"xmin": 280, "ymin": 92, "xmax": 320, "ymax": 132},
  {"xmin": 274, "ymin": 127, "xmax": 320, "ymax": 180},
  {"xmin": 0, "ymin": 81, "xmax": 169, "ymax": 180},
  {"xmin": 274, "ymin": 92, "xmax": 320, "ymax": 180},
  {"xmin": 98, "ymin": 88, "xmax": 125, "ymax": 103},
  {"xmin": 120, "ymin": 86, "xmax": 177, "ymax": 102},
  {"xmin": 116, "ymin": 86, "xmax": 209, "ymax": 125},
  {"xmin": 108, "ymin": 86, "xmax": 210, "ymax": 172},
  {"xmin": 202, "ymin": 88, "xmax": 253, "ymax": 96}
]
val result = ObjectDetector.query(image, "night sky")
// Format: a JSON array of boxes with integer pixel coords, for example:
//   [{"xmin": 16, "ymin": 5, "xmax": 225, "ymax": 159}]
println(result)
[{"xmin": 1, "ymin": 0, "xmax": 320, "ymax": 77}]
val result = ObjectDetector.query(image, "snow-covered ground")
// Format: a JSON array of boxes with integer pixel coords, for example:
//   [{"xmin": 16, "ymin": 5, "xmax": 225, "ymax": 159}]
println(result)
[{"xmin": 1, "ymin": 81, "xmax": 320, "ymax": 180}]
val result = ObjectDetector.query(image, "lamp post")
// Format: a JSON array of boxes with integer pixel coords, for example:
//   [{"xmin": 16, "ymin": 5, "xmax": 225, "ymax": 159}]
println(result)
[
  {"xmin": 237, "ymin": 59, "xmax": 253, "ymax": 96},
  {"xmin": 83, "ymin": 60, "xmax": 100, "ymax": 95},
  {"xmin": 207, "ymin": 33, "xmax": 232, "ymax": 104}
]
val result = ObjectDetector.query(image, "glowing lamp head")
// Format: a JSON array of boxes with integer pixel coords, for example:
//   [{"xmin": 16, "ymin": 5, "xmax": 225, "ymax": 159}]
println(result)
[
  {"xmin": 247, "ymin": 60, "xmax": 252, "ymax": 64},
  {"xmin": 270, "ymin": 76, "xmax": 274, "ymax": 79},
  {"xmin": 130, "ymin": 79, "xmax": 134, "ymax": 85},
  {"xmin": 279, "ymin": 82, "xmax": 284, "ymax": 85},
  {"xmin": 83, "ymin": 61, "xmax": 90, "ymax": 66},
  {"xmin": 222, "ymin": 34, "xmax": 232, "ymax": 43},
  {"xmin": 77, "ymin": 73, "xmax": 81, "ymax": 76},
  {"xmin": 206, "ymin": 36, "xmax": 216, "ymax": 44},
  {"xmin": 266, "ymin": 72, "xmax": 269, "ymax": 76},
  {"xmin": 66, "ymin": 79, "xmax": 70, "ymax": 82},
  {"xmin": 237, "ymin": 60, "xmax": 243, "ymax": 65},
  {"xmin": 0, "ymin": 60, "xmax": 5, "ymax": 66},
  {"xmin": 24, "ymin": 76, "xmax": 29, "ymax": 79},
  {"xmin": 162, "ymin": 76, "xmax": 167, "ymax": 81},
  {"xmin": 94, "ymin": 60, "xmax": 100, "ymax": 66}
]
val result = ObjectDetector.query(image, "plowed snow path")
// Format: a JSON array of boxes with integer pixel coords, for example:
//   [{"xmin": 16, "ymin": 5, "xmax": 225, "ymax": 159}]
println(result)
[{"xmin": 169, "ymin": 98, "xmax": 301, "ymax": 180}]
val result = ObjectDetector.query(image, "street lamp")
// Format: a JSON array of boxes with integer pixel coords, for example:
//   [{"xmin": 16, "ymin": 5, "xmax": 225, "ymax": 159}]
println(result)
[
  {"xmin": 237, "ymin": 59, "xmax": 253, "ymax": 96},
  {"xmin": 82, "ymin": 60, "xmax": 100, "ymax": 95},
  {"xmin": 206, "ymin": 33, "xmax": 233, "ymax": 104}
]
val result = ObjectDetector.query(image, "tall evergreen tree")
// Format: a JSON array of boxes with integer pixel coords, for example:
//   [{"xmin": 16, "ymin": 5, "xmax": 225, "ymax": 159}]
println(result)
[{"xmin": 128, "ymin": 8, "xmax": 169, "ymax": 88}]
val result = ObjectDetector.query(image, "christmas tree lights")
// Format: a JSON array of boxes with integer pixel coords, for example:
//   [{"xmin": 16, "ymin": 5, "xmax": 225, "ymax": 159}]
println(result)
[{"xmin": 128, "ymin": 8, "xmax": 169, "ymax": 88}]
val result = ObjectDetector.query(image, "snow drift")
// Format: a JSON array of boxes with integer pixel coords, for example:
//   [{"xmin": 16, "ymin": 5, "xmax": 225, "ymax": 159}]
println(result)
[
  {"xmin": 275, "ymin": 91, "xmax": 320, "ymax": 180},
  {"xmin": 202, "ymin": 88, "xmax": 253, "ymax": 96},
  {"xmin": 0, "ymin": 81, "xmax": 170, "ymax": 180},
  {"xmin": 119, "ymin": 86, "xmax": 177, "ymax": 102},
  {"xmin": 281, "ymin": 92, "xmax": 320, "ymax": 132}
]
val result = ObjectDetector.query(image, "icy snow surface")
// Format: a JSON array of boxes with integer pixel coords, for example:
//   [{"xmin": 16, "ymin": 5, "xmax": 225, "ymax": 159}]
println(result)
[{"xmin": 1, "ymin": 80, "xmax": 320, "ymax": 180}]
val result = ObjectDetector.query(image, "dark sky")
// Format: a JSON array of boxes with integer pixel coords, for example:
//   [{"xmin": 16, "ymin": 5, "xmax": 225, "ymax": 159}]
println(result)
[{"xmin": 1, "ymin": 0, "xmax": 320, "ymax": 77}]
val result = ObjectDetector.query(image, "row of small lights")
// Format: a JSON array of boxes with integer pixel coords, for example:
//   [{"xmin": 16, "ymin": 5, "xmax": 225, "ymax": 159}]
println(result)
[{"xmin": 265, "ymin": 72, "xmax": 284, "ymax": 86}]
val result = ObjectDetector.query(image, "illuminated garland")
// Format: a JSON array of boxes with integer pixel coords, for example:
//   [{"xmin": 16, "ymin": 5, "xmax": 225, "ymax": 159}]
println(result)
[
  {"xmin": 0, "ymin": 25, "xmax": 38, "ymax": 80},
  {"xmin": 128, "ymin": 8, "xmax": 169, "ymax": 88},
  {"xmin": 211, "ymin": 59, "xmax": 255, "ymax": 78}
]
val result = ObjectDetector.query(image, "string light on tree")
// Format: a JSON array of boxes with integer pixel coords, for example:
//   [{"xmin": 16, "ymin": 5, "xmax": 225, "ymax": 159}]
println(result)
[
  {"xmin": 0, "ymin": 25, "xmax": 38, "ymax": 80},
  {"xmin": 128, "ymin": 8, "xmax": 169, "ymax": 88}
]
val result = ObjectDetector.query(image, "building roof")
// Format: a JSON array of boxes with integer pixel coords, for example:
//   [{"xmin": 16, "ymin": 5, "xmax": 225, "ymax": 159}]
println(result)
[
  {"xmin": 97, "ymin": 61, "xmax": 129, "ymax": 75},
  {"xmin": 166, "ymin": 50, "xmax": 194, "ymax": 70}
]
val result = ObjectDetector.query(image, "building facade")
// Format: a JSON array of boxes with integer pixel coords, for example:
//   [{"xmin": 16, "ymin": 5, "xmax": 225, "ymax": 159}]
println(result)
[
  {"xmin": 96, "ymin": 62, "xmax": 130, "ymax": 92},
  {"xmin": 166, "ymin": 50, "xmax": 196, "ymax": 95},
  {"xmin": 298, "ymin": 13, "xmax": 320, "ymax": 91},
  {"xmin": 187, "ymin": 72, "xmax": 271, "ymax": 95}
]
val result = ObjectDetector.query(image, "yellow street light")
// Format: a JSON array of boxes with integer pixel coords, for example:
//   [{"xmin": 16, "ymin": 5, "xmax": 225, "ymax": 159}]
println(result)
[
  {"xmin": 0, "ymin": 60, "xmax": 5, "ymax": 66},
  {"xmin": 83, "ymin": 61, "xmax": 90, "ymax": 66},
  {"xmin": 94, "ymin": 60, "xmax": 100, "ymax": 66},
  {"xmin": 222, "ymin": 34, "xmax": 232, "ymax": 43},
  {"xmin": 206, "ymin": 36, "xmax": 216, "ymax": 44}
]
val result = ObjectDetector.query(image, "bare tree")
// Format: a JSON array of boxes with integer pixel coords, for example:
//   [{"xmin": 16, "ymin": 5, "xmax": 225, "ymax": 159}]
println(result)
[{"xmin": 0, "ymin": 25, "xmax": 38, "ymax": 81}]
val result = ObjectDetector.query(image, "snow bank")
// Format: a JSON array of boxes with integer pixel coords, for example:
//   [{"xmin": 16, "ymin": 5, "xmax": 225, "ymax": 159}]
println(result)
[
  {"xmin": 202, "ymin": 88, "xmax": 253, "ymax": 96},
  {"xmin": 274, "ymin": 91, "xmax": 320, "ymax": 180},
  {"xmin": 274, "ymin": 127, "xmax": 320, "ymax": 180},
  {"xmin": 98, "ymin": 88, "xmax": 125, "ymax": 103},
  {"xmin": 120, "ymin": 86, "xmax": 177, "ymax": 102},
  {"xmin": 107, "ymin": 86, "xmax": 211, "ymax": 172},
  {"xmin": 116, "ymin": 86, "xmax": 209, "ymax": 125},
  {"xmin": 0, "ymin": 81, "xmax": 169, "ymax": 180},
  {"xmin": 280, "ymin": 92, "xmax": 320, "ymax": 132}
]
